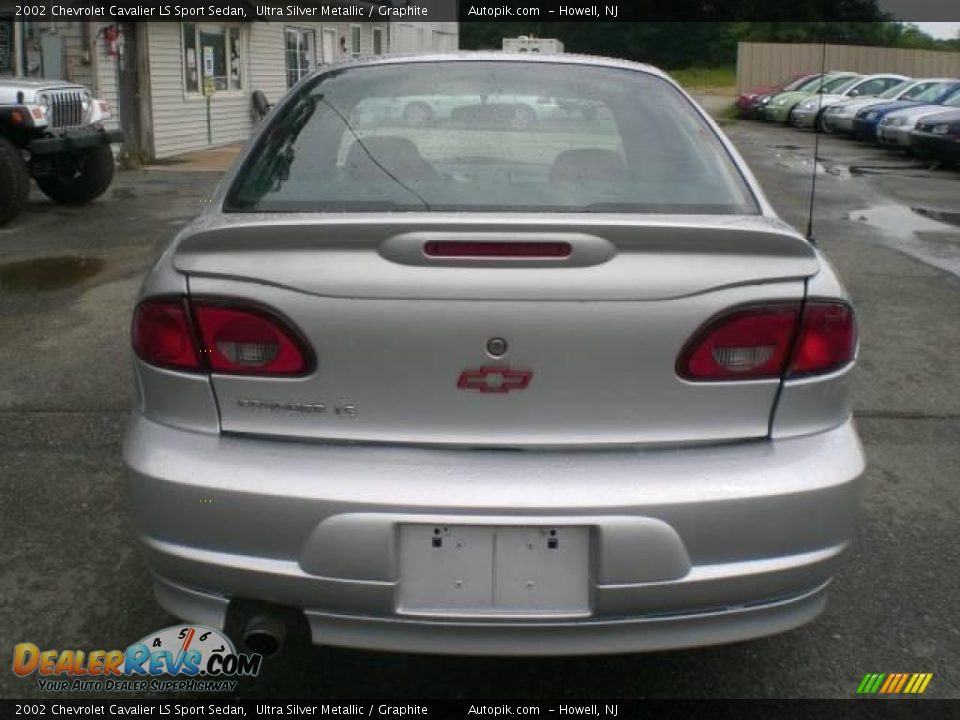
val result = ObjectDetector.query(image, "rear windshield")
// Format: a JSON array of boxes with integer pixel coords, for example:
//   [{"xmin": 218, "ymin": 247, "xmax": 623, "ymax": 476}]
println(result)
[
  {"xmin": 879, "ymin": 81, "xmax": 912, "ymax": 99},
  {"xmin": 784, "ymin": 74, "xmax": 817, "ymax": 91},
  {"xmin": 796, "ymin": 75, "xmax": 826, "ymax": 92},
  {"xmin": 226, "ymin": 61, "xmax": 758, "ymax": 214},
  {"xmin": 913, "ymin": 82, "xmax": 958, "ymax": 103},
  {"xmin": 826, "ymin": 76, "xmax": 860, "ymax": 94}
]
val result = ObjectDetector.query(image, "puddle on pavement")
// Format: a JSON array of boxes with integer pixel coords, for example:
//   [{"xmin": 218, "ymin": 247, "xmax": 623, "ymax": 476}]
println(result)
[
  {"xmin": 912, "ymin": 207, "xmax": 960, "ymax": 228},
  {"xmin": 0, "ymin": 256, "xmax": 104, "ymax": 292},
  {"xmin": 851, "ymin": 205, "xmax": 960, "ymax": 277},
  {"xmin": 773, "ymin": 151, "xmax": 850, "ymax": 178}
]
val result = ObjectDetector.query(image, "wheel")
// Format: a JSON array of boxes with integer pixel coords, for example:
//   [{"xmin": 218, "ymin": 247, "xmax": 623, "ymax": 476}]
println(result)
[
  {"xmin": 510, "ymin": 104, "xmax": 538, "ymax": 129},
  {"xmin": 0, "ymin": 136, "xmax": 30, "ymax": 225},
  {"xmin": 402, "ymin": 101, "xmax": 433, "ymax": 126},
  {"xmin": 34, "ymin": 145, "xmax": 115, "ymax": 205},
  {"xmin": 816, "ymin": 110, "xmax": 833, "ymax": 134}
]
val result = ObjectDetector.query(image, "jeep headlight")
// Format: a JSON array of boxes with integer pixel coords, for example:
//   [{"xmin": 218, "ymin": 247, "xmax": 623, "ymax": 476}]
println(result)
[
  {"xmin": 931, "ymin": 124, "xmax": 950, "ymax": 135},
  {"xmin": 864, "ymin": 111, "xmax": 878, "ymax": 121},
  {"xmin": 760, "ymin": 96, "xmax": 771, "ymax": 105},
  {"xmin": 892, "ymin": 117, "xmax": 906, "ymax": 127},
  {"xmin": 81, "ymin": 90, "xmax": 92, "ymax": 115},
  {"xmin": 799, "ymin": 99, "xmax": 818, "ymax": 111}
]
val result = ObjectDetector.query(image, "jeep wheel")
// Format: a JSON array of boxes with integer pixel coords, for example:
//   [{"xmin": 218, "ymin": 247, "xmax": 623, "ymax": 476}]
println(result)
[
  {"xmin": 34, "ymin": 145, "xmax": 115, "ymax": 205},
  {"xmin": 0, "ymin": 137, "xmax": 30, "ymax": 225}
]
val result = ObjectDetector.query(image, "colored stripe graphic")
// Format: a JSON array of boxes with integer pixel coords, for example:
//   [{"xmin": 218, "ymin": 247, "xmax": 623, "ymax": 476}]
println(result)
[{"xmin": 857, "ymin": 673, "xmax": 932, "ymax": 695}]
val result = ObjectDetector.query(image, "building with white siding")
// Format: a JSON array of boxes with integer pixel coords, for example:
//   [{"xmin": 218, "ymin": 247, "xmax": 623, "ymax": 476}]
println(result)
[{"xmin": 0, "ymin": 12, "xmax": 458, "ymax": 160}]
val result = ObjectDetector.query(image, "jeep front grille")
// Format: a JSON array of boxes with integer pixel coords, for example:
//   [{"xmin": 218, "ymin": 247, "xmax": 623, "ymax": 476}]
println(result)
[{"xmin": 48, "ymin": 90, "xmax": 85, "ymax": 128}]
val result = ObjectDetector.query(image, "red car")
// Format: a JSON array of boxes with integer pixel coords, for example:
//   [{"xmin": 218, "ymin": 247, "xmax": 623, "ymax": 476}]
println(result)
[{"xmin": 737, "ymin": 73, "xmax": 820, "ymax": 117}]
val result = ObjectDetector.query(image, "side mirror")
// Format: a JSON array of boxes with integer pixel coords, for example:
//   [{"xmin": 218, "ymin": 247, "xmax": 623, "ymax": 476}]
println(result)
[{"xmin": 849, "ymin": 89, "xmax": 861, "ymax": 97}]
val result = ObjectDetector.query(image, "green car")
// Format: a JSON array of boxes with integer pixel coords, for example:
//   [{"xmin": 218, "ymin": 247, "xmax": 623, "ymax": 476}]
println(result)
[{"xmin": 763, "ymin": 73, "xmax": 861, "ymax": 123}]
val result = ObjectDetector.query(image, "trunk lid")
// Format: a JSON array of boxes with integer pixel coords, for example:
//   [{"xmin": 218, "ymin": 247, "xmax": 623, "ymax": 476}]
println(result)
[{"xmin": 179, "ymin": 215, "xmax": 818, "ymax": 447}]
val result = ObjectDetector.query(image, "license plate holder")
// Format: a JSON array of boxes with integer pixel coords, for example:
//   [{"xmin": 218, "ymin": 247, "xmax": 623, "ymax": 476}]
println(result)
[{"xmin": 397, "ymin": 524, "xmax": 590, "ymax": 616}]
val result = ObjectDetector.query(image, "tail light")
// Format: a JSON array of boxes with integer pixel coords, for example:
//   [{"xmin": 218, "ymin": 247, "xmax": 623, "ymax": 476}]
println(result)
[
  {"xmin": 192, "ymin": 303, "xmax": 311, "ymax": 374},
  {"xmin": 788, "ymin": 302, "xmax": 857, "ymax": 376},
  {"xmin": 132, "ymin": 299, "xmax": 200, "ymax": 371},
  {"xmin": 677, "ymin": 301, "xmax": 856, "ymax": 381},
  {"xmin": 132, "ymin": 298, "xmax": 312, "ymax": 376}
]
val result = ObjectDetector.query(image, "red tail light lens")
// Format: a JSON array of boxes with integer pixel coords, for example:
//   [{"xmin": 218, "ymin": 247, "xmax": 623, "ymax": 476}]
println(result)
[
  {"xmin": 192, "ymin": 303, "xmax": 311, "ymax": 375},
  {"xmin": 788, "ymin": 301, "xmax": 857, "ymax": 376},
  {"xmin": 132, "ymin": 298, "xmax": 312, "ymax": 376},
  {"xmin": 132, "ymin": 299, "xmax": 201, "ymax": 371},
  {"xmin": 678, "ymin": 304, "xmax": 800, "ymax": 381},
  {"xmin": 677, "ymin": 301, "xmax": 856, "ymax": 381}
]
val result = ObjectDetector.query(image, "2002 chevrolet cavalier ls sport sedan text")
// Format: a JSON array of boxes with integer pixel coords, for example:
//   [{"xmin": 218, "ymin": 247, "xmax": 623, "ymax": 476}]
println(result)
[{"xmin": 123, "ymin": 53, "xmax": 865, "ymax": 656}]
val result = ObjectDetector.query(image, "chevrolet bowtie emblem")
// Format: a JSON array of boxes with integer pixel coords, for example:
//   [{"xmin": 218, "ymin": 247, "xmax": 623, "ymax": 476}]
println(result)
[{"xmin": 457, "ymin": 366, "xmax": 533, "ymax": 394}]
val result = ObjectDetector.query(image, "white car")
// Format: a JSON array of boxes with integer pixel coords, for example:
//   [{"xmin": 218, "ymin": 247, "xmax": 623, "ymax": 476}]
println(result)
[
  {"xmin": 821, "ymin": 78, "xmax": 952, "ymax": 134},
  {"xmin": 789, "ymin": 74, "xmax": 908, "ymax": 130}
]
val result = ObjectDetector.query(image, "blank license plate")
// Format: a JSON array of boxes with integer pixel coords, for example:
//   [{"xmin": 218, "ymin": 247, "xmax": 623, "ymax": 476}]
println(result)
[{"xmin": 397, "ymin": 525, "xmax": 590, "ymax": 616}]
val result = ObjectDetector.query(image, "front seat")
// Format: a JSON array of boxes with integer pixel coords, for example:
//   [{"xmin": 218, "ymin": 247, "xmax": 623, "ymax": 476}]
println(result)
[
  {"xmin": 344, "ymin": 136, "xmax": 440, "ymax": 183},
  {"xmin": 549, "ymin": 148, "xmax": 627, "ymax": 184}
]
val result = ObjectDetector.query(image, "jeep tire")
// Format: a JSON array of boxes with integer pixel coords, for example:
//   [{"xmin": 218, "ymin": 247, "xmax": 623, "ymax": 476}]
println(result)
[
  {"xmin": 34, "ymin": 145, "xmax": 115, "ymax": 205},
  {"xmin": 0, "ymin": 136, "xmax": 30, "ymax": 225}
]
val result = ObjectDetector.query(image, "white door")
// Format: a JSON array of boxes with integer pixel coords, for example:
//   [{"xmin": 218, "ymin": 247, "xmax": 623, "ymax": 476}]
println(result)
[{"xmin": 321, "ymin": 28, "xmax": 336, "ymax": 65}]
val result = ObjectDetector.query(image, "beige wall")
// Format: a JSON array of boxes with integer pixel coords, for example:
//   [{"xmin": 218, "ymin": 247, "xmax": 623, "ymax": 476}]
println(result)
[
  {"xmin": 145, "ymin": 21, "xmax": 389, "ymax": 160},
  {"xmin": 737, "ymin": 42, "xmax": 960, "ymax": 92}
]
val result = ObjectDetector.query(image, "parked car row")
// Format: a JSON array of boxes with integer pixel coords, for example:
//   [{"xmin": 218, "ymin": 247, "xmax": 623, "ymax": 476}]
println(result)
[{"xmin": 737, "ymin": 72, "xmax": 960, "ymax": 166}]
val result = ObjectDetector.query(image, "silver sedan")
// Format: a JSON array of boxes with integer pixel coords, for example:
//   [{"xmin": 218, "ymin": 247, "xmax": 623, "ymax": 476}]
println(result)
[{"xmin": 124, "ymin": 54, "xmax": 863, "ymax": 656}]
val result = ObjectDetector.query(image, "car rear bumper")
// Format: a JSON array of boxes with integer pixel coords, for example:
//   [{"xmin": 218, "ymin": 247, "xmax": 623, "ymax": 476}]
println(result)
[
  {"xmin": 852, "ymin": 119, "xmax": 881, "ymax": 141},
  {"xmin": 763, "ymin": 106, "xmax": 792, "ymax": 123},
  {"xmin": 877, "ymin": 124, "xmax": 912, "ymax": 147},
  {"xmin": 124, "ymin": 415, "xmax": 865, "ymax": 655},
  {"xmin": 823, "ymin": 114, "xmax": 854, "ymax": 132},
  {"xmin": 909, "ymin": 132, "xmax": 960, "ymax": 162},
  {"xmin": 789, "ymin": 108, "xmax": 818, "ymax": 128}
]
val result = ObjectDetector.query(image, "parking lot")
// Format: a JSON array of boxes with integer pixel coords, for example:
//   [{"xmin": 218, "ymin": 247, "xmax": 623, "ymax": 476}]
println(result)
[{"xmin": 1, "ymin": 118, "xmax": 958, "ymax": 699}]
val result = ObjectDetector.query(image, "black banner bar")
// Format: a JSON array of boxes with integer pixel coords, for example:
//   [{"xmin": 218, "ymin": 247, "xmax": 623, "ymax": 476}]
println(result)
[
  {"xmin": 1, "ymin": 699, "xmax": 959, "ymax": 718},
  {"xmin": 3, "ymin": 1, "xmax": 960, "ymax": 23}
]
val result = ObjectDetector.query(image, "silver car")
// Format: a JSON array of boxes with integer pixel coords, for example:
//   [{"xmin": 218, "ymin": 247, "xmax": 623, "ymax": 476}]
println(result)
[
  {"xmin": 878, "ymin": 88, "xmax": 960, "ymax": 148},
  {"xmin": 124, "ymin": 54, "xmax": 864, "ymax": 656},
  {"xmin": 820, "ymin": 78, "xmax": 953, "ymax": 134}
]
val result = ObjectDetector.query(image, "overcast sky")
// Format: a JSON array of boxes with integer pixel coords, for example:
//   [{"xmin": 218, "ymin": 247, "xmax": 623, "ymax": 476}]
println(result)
[{"xmin": 911, "ymin": 22, "xmax": 960, "ymax": 39}]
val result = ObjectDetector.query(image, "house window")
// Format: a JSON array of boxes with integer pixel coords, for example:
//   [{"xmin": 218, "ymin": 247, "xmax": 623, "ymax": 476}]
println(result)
[
  {"xmin": 285, "ymin": 27, "xmax": 315, "ymax": 88},
  {"xmin": 182, "ymin": 23, "xmax": 244, "ymax": 94},
  {"xmin": 372, "ymin": 28, "xmax": 383, "ymax": 56},
  {"xmin": 350, "ymin": 25, "xmax": 361, "ymax": 57}
]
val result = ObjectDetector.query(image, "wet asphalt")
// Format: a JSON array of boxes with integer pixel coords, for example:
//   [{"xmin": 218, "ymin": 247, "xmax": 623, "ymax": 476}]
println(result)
[{"xmin": 0, "ymin": 121, "xmax": 958, "ymax": 700}]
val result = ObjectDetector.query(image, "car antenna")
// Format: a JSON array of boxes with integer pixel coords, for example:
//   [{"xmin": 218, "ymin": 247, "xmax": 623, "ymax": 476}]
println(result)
[{"xmin": 805, "ymin": 38, "xmax": 828, "ymax": 245}]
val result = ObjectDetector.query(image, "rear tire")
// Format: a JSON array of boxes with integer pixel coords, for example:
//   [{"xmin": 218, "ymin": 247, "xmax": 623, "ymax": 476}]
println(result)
[
  {"xmin": 34, "ymin": 145, "xmax": 115, "ymax": 205},
  {"xmin": 816, "ymin": 110, "xmax": 832, "ymax": 134},
  {"xmin": 0, "ymin": 136, "xmax": 30, "ymax": 225}
]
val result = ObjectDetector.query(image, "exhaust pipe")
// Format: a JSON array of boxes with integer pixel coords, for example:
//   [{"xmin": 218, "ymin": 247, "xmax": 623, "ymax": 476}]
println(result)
[{"xmin": 241, "ymin": 613, "xmax": 287, "ymax": 657}]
